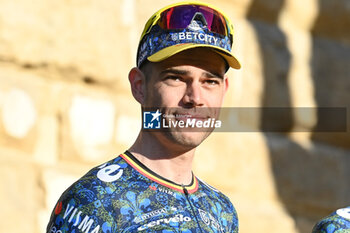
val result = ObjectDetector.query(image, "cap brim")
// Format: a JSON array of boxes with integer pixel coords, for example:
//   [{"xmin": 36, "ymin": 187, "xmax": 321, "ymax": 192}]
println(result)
[{"xmin": 148, "ymin": 43, "xmax": 241, "ymax": 69}]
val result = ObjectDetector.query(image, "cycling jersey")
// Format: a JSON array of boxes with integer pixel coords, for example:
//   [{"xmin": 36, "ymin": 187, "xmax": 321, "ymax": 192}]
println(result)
[
  {"xmin": 47, "ymin": 151, "xmax": 238, "ymax": 233},
  {"xmin": 312, "ymin": 206, "xmax": 350, "ymax": 233}
]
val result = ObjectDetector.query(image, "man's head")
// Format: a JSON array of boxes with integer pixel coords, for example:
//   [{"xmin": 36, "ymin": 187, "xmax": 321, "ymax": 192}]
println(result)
[{"xmin": 129, "ymin": 1, "xmax": 240, "ymax": 151}]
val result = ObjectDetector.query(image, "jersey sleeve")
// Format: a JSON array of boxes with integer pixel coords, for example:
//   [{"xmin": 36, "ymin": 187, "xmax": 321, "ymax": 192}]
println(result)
[
  {"xmin": 228, "ymin": 198, "xmax": 239, "ymax": 233},
  {"xmin": 230, "ymin": 212, "xmax": 239, "ymax": 233},
  {"xmin": 312, "ymin": 207, "xmax": 350, "ymax": 233},
  {"xmin": 216, "ymin": 189, "xmax": 239, "ymax": 233},
  {"xmin": 46, "ymin": 173, "xmax": 118, "ymax": 233}
]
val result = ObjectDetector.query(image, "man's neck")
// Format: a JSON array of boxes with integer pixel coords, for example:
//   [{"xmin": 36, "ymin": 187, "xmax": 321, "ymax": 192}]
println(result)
[{"xmin": 128, "ymin": 132, "xmax": 196, "ymax": 186}]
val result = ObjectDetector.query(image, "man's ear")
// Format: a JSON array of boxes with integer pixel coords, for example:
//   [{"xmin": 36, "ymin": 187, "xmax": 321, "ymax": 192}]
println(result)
[{"xmin": 128, "ymin": 67, "xmax": 146, "ymax": 104}]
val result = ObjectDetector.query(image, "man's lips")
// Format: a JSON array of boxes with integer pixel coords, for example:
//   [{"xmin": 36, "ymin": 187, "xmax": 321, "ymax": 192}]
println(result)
[{"xmin": 173, "ymin": 112, "xmax": 209, "ymax": 121}]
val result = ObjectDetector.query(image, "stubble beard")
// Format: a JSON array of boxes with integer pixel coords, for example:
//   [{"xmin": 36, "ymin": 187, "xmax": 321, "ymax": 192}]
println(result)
[{"xmin": 154, "ymin": 129, "xmax": 212, "ymax": 152}]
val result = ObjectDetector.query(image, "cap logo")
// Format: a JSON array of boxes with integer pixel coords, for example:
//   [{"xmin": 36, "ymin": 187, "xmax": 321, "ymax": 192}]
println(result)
[
  {"xmin": 174, "ymin": 32, "xmax": 220, "ymax": 45},
  {"xmin": 187, "ymin": 13, "xmax": 208, "ymax": 31}
]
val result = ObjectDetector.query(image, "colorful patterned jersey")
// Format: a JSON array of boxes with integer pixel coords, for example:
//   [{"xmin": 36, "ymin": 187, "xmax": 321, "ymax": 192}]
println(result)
[
  {"xmin": 312, "ymin": 207, "xmax": 350, "ymax": 233},
  {"xmin": 47, "ymin": 151, "xmax": 238, "ymax": 233}
]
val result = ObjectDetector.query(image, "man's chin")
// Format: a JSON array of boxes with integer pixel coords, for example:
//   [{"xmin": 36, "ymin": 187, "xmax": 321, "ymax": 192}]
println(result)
[{"xmin": 165, "ymin": 130, "xmax": 211, "ymax": 149}]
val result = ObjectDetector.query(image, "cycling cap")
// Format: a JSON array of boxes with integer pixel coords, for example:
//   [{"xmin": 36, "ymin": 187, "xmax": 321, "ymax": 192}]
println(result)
[{"xmin": 136, "ymin": 1, "xmax": 241, "ymax": 69}]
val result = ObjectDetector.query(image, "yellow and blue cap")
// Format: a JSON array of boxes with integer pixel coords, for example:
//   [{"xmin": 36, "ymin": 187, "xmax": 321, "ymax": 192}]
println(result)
[{"xmin": 137, "ymin": 1, "xmax": 241, "ymax": 69}]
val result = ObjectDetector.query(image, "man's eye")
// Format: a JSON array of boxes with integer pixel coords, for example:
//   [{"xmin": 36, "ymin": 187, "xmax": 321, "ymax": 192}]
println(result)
[
  {"xmin": 205, "ymin": 79, "xmax": 220, "ymax": 85},
  {"xmin": 166, "ymin": 76, "xmax": 182, "ymax": 82}
]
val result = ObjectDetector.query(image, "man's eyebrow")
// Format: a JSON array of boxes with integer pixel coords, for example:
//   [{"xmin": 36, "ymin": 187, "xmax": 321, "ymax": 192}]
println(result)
[
  {"xmin": 160, "ymin": 68, "xmax": 189, "ymax": 76},
  {"xmin": 204, "ymin": 71, "xmax": 224, "ymax": 79},
  {"xmin": 160, "ymin": 68, "xmax": 224, "ymax": 79}
]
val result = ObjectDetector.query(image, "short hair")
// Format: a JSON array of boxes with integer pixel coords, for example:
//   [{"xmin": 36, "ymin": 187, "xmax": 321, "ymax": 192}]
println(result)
[{"xmin": 139, "ymin": 61, "xmax": 153, "ymax": 82}]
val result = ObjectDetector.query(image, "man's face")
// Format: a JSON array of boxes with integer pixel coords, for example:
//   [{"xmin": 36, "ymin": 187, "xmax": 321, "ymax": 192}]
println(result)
[{"xmin": 142, "ymin": 48, "xmax": 229, "ymax": 151}]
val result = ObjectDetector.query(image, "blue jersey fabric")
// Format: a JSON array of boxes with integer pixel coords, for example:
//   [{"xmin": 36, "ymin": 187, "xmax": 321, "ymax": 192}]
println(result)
[
  {"xmin": 312, "ymin": 207, "xmax": 350, "ymax": 233},
  {"xmin": 47, "ymin": 151, "xmax": 238, "ymax": 233}
]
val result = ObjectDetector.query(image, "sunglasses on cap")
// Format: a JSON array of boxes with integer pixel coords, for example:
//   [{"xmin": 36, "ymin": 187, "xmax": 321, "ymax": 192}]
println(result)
[{"xmin": 140, "ymin": 2, "xmax": 234, "ymax": 43}]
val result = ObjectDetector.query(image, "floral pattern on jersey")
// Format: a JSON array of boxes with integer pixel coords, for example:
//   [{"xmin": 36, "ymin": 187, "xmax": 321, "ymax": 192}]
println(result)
[
  {"xmin": 47, "ymin": 153, "xmax": 238, "ymax": 233},
  {"xmin": 312, "ymin": 207, "xmax": 350, "ymax": 233}
]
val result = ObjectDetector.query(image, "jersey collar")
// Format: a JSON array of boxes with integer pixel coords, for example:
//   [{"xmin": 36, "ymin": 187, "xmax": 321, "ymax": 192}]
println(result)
[{"xmin": 121, "ymin": 151, "xmax": 198, "ymax": 194}]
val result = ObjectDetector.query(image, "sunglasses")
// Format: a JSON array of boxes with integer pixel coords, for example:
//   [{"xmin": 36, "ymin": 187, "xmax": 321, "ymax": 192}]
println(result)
[{"xmin": 140, "ymin": 2, "xmax": 234, "ymax": 42}]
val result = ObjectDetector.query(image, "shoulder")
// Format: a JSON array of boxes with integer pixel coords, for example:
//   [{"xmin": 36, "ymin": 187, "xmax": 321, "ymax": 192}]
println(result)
[
  {"xmin": 312, "ymin": 206, "xmax": 350, "ymax": 233},
  {"xmin": 197, "ymin": 177, "xmax": 235, "ymax": 209},
  {"xmin": 47, "ymin": 155, "xmax": 130, "ymax": 232},
  {"xmin": 196, "ymin": 177, "xmax": 239, "ymax": 232},
  {"xmin": 65, "ymin": 155, "xmax": 129, "ymax": 198}
]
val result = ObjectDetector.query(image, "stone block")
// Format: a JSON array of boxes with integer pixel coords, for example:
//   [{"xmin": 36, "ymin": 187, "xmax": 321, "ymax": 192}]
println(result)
[
  {"xmin": 113, "ymin": 93, "xmax": 140, "ymax": 147},
  {"xmin": 194, "ymin": 132, "xmax": 278, "ymax": 202},
  {"xmin": 229, "ymin": 20, "xmax": 265, "ymax": 108},
  {"xmin": 246, "ymin": 0, "xmax": 284, "ymax": 24},
  {"xmin": 311, "ymin": 0, "xmax": 350, "ymax": 44},
  {"xmin": 249, "ymin": 21, "xmax": 292, "ymax": 106},
  {"xmin": 266, "ymin": 134, "xmax": 350, "ymax": 220},
  {"xmin": 115, "ymin": 114, "xmax": 140, "ymax": 147},
  {"xmin": 237, "ymin": 21, "xmax": 294, "ymax": 131},
  {"xmin": 1, "ymin": 88, "xmax": 37, "ymax": 138},
  {"xmin": 234, "ymin": 198, "xmax": 298, "ymax": 233},
  {"xmin": 0, "ymin": 0, "xmax": 136, "ymax": 87},
  {"xmin": 34, "ymin": 115, "xmax": 59, "ymax": 165},
  {"xmin": 281, "ymin": 0, "xmax": 319, "ymax": 31},
  {"xmin": 294, "ymin": 216, "xmax": 320, "ymax": 233},
  {"xmin": 0, "ymin": 65, "xmax": 58, "ymax": 160},
  {"xmin": 0, "ymin": 160, "xmax": 42, "ymax": 233},
  {"xmin": 311, "ymin": 38, "xmax": 350, "ymax": 148},
  {"xmin": 59, "ymin": 84, "xmax": 132, "ymax": 164}
]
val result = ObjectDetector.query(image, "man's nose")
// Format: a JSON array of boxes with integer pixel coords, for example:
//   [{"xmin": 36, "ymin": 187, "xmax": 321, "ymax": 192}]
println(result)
[{"xmin": 182, "ymin": 82, "xmax": 204, "ymax": 107}]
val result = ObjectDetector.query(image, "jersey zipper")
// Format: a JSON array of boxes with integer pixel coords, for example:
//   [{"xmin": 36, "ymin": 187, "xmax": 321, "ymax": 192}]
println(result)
[{"xmin": 183, "ymin": 186, "xmax": 204, "ymax": 233}]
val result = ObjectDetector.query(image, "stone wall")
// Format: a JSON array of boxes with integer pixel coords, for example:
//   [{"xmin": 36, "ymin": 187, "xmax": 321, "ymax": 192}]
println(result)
[{"xmin": 0, "ymin": 0, "xmax": 349, "ymax": 232}]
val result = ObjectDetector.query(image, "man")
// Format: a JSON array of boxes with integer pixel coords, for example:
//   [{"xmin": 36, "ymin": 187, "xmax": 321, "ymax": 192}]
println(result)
[
  {"xmin": 312, "ymin": 206, "xmax": 350, "ymax": 233},
  {"xmin": 47, "ymin": 1, "xmax": 241, "ymax": 232}
]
